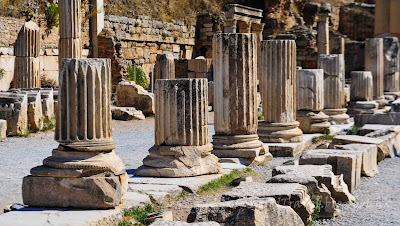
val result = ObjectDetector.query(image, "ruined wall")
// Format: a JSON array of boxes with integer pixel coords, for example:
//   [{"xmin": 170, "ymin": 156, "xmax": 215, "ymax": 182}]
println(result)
[{"xmin": 338, "ymin": 3, "xmax": 374, "ymax": 41}]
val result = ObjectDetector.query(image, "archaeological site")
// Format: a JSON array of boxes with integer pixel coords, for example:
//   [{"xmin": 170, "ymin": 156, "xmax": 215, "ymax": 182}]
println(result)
[{"xmin": 1, "ymin": 0, "xmax": 400, "ymax": 225}]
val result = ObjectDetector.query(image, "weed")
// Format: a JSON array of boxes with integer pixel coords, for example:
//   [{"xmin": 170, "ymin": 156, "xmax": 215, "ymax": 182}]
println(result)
[
  {"xmin": 18, "ymin": 126, "xmax": 32, "ymax": 137},
  {"xmin": 42, "ymin": 115, "xmax": 56, "ymax": 131},
  {"xmin": 123, "ymin": 204, "xmax": 154, "ymax": 225},
  {"xmin": 312, "ymin": 128, "xmax": 334, "ymax": 144},
  {"xmin": 161, "ymin": 32, "xmax": 167, "ymax": 40},
  {"xmin": 126, "ymin": 62, "xmax": 150, "ymax": 90},
  {"xmin": 178, "ymin": 190, "xmax": 189, "ymax": 198},
  {"xmin": 308, "ymin": 187, "xmax": 322, "ymax": 225},
  {"xmin": 45, "ymin": 3, "xmax": 59, "ymax": 30},
  {"xmin": 312, "ymin": 136, "xmax": 320, "ymax": 144},
  {"xmin": 0, "ymin": 68, "xmax": 5, "ymax": 79},
  {"xmin": 346, "ymin": 125, "xmax": 361, "ymax": 135},
  {"xmin": 258, "ymin": 112, "xmax": 264, "ymax": 120}
]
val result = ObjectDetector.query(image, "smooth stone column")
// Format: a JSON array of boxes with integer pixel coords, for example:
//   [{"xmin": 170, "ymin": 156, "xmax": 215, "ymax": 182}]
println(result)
[
  {"xmin": 22, "ymin": 59, "xmax": 127, "ymax": 209},
  {"xmin": 258, "ymin": 40, "xmax": 303, "ymax": 142},
  {"xmin": 212, "ymin": 33, "xmax": 272, "ymax": 166},
  {"xmin": 135, "ymin": 79, "xmax": 220, "ymax": 177},
  {"xmin": 318, "ymin": 54, "xmax": 350, "ymax": 124},
  {"xmin": 14, "ymin": 21, "xmax": 40, "ymax": 88},
  {"xmin": 317, "ymin": 13, "xmax": 330, "ymax": 55},
  {"xmin": 155, "ymin": 53, "xmax": 175, "ymax": 80},
  {"xmin": 383, "ymin": 37, "xmax": 400, "ymax": 92},
  {"xmin": 59, "ymin": 0, "xmax": 82, "ymax": 63},
  {"xmin": 365, "ymin": 38, "xmax": 385, "ymax": 102},
  {"xmin": 296, "ymin": 69, "xmax": 330, "ymax": 133}
]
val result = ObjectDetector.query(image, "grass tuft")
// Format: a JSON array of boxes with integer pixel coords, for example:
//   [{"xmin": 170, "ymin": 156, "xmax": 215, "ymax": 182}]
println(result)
[
  {"xmin": 308, "ymin": 187, "xmax": 322, "ymax": 225},
  {"xmin": 346, "ymin": 125, "xmax": 361, "ymax": 135}
]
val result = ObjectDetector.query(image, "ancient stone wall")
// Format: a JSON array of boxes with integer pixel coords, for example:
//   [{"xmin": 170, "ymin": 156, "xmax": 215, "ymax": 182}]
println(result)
[{"xmin": 338, "ymin": 4, "xmax": 374, "ymax": 41}]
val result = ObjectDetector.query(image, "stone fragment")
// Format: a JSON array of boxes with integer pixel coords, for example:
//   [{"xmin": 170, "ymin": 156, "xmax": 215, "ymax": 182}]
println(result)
[
  {"xmin": 273, "ymin": 164, "xmax": 355, "ymax": 203},
  {"xmin": 116, "ymin": 81, "xmax": 155, "ymax": 115},
  {"xmin": 383, "ymin": 37, "xmax": 399, "ymax": 92},
  {"xmin": 0, "ymin": 92, "xmax": 28, "ymax": 136},
  {"xmin": 365, "ymin": 38, "xmax": 385, "ymax": 100},
  {"xmin": 187, "ymin": 198, "xmax": 304, "ymax": 226},
  {"xmin": 299, "ymin": 149, "xmax": 362, "ymax": 192},
  {"xmin": 353, "ymin": 101, "xmax": 379, "ymax": 114},
  {"xmin": 258, "ymin": 40, "xmax": 303, "ymax": 143},
  {"xmin": 334, "ymin": 144, "xmax": 379, "ymax": 177},
  {"xmin": 318, "ymin": 54, "xmax": 350, "ymax": 124},
  {"xmin": 25, "ymin": 91, "xmax": 43, "ymax": 131},
  {"xmin": 359, "ymin": 124, "xmax": 400, "ymax": 158},
  {"xmin": 330, "ymin": 135, "xmax": 392, "ymax": 162},
  {"xmin": 151, "ymin": 219, "xmax": 219, "ymax": 226},
  {"xmin": 146, "ymin": 210, "xmax": 173, "ymax": 224},
  {"xmin": 155, "ymin": 53, "xmax": 175, "ymax": 80},
  {"xmin": 111, "ymin": 107, "xmax": 145, "ymax": 120},
  {"xmin": 222, "ymin": 182, "xmax": 314, "ymax": 225},
  {"xmin": 212, "ymin": 33, "xmax": 271, "ymax": 164},
  {"xmin": 0, "ymin": 119, "xmax": 6, "ymax": 141},
  {"xmin": 135, "ymin": 79, "xmax": 220, "ymax": 177},
  {"xmin": 39, "ymin": 89, "xmax": 55, "ymax": 123},
  {"xmin": 296, "ymin": 111, "xmax": 330, "ymax": 134}
]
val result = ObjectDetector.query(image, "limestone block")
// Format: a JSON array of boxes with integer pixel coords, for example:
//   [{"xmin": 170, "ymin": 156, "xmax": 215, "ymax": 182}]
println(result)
[
  {"xmin": 155, "ymin": 53, "xmax": 175, "ymax": 80},
  {"xmin": 0, "ymin": 55, "xmax": 15, "ymax": 91},
  {"xmin": 297, "ymin": 111, "xmax": 330, "ymax": 134},
  {"xmin": 212, "ymin": 33, "xmax": 270, "ymax": 163},
  {"xmin": 299, "ymin": 149, "xmax": 363, "ymax": 192},
  {"xmin": 330, "ymin": 135, "xmax": 392, "ymax": 162},
  {"xmin": 383, "ymin": 37, "xmax": 399, "ymax": 92},
  {"xmin": 39, "ymin": 89, "xmax": 55, "ymax": 123},
  {"xmin": 116, "ymin": 81, "xmax": 155, "ymax": 115},
  {"xmin": 222, "ymin": 182, "xmax": 314, "ymax": 225},
  {"xmin": 350, "ymin": 71, "xmax": 373, "ymax": 101},
  {"xmin": 22, "ymin": 176, "xmax": 123, "ymax": 209},
  {"xmin": 188, "ymin": 59, "xmax": 212, "ymax": 73},
  {"xmin": 26, "ymin": 92, "xmax": 43, "ymax": 131},
  {"xmin": 334, "ymin": 144, "xmax": 379, "ymax": 177},
  {"xmin": 0, "ymin": 93, "xmax": 28, "ymax": 135},
  {"xmin": 296, "ymin": 69, "xmax": 324, "ymax": 111},
  {"xmin": 273, "ymin": 165, "xmax": 355, "ymax": 203},
  {"xmin": 353, "ymin": 101, "xmax": 378, "ymax": 114},
  {"xmin": 187, "ymin": 198, "xmax": 304, "ymax": 226},
  {"xmin": 365, "ymin": 38, "xmax": 384, "ymax": 99},
  {"xmin": 0, "ymin": 119, "xmax": 6, "ymax": 141},
  {"xmin": 360, "ymin": 124, "xmax": 400, "ymax": 159},
  {"xmin": 111, "ymin": 107, "xmax": 145, "ymax": 120}
]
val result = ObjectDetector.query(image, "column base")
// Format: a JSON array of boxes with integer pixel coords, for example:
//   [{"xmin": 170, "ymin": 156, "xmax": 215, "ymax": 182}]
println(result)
[
  {"xmin": 135, "ymin": 143, "xmax": 221, "ymax": 177},
  {"xmin": 375, "ymin": 98, "xmax": 389, "ymax": 109},
  {"xmin": 297, "ymin": 111, "xmax": 330, "ymax": 134},
  {"xmin": 322, "ymin": 109, "xmax": 350, "ymax": 125},
  {"xmin": 258, "ymin": 121, "xmax": 303, "ymax": 143},
  {"xmin": 353, "ymin": 101, "xmax": 378, "ymax": 114}
]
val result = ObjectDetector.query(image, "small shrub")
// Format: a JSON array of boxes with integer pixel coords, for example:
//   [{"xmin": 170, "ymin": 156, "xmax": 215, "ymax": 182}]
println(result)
[
  {"xmin": 312, "ymin": 136, "xmax": 320, "ymax": 144},
  {"xmin": 20, "ymin": 8, "xmax": 35, "ymax": 22},
  {"xmin": 123, "ymin": 204, "xmax": 154, "ymax": 225},
  {"xmin": 127, "ymin": 62, "xmax": 149, "ymax": 90},
  {"xmin": 46, "ymin": 4, "xmax": 59, "ymax": 30},
  {"xmin": 346, "ymin": 126, "xmax": 361, "ymax": 135}
]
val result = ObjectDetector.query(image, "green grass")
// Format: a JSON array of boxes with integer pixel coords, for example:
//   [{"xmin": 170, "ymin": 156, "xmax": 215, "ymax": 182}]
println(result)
[
  {"xmin": 346, "ymin": 125, "xmax": 361, "ymax": 135},
  {"xmin": 258, "ymin": 112, "xmax": 264, "ymax": 120},
  {"xmin": 41, "ymin": 115, "xmax": 56, "ymax": 131},
  {"xmin": 308, "ymin": 187, "xmax": 322, "ymax": 225},
  {"xmin": 0, "ymin": 68, "xmax": 5, "ymax": 79},
  {"xmin": 311, "ymin": 127, "xmax": 333, "ymax": 144},
  {"xmin": 198, "ymin": 168, "xmax": 254, "ymax": 195},
  {"xmin": 121, "ymin": 204, "xmax": 154, "ymax": 226}
]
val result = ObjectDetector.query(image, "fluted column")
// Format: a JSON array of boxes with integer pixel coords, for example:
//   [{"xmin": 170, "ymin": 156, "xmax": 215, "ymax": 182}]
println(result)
[
  {"xmin": 258, "ymin": 40, "xmax": 303, "ymax": 142},
  {"xmin": 23, "ymin": 59, "xmax": 127, "ymax": 209},
  {"xmin": 296, "ymin": 69, "xmax": 330, "ymax": 133},
  {"xmin": 14, "ymin": 21, "xmax": 40, "ymax": 88},
  {"xmin": 59, "ymin": 0, "xmax": 82, "ymax": 63},
  {"xmin": 155, "ymin": 53, "xmax": 175, "ymax": 80},
  {"xmin": 383, "ymin": 37, "xmax": 400, "ymax": 92},
  {"xmin": 212, "ymin": 33, "xmax": 271, "ymax": 165},
  {"xmin": 252, "ymin": 23, "xmax": 264, "ymax": 82},
  {"xmin": 318, "ymin": 54, "xmax": 350, "ymax": 124},
  {"xmin": 365, "ymin": 38, "xmax": 384, "ymax": 100},
  {"xmin": 135, "ymin": 78, "xmax": 220, "ymax": 177},
  {"xmin": 317, "ymin": 13, "xmax": 330, "ymax": 55},
  {"xmin": 351, "ymin": 71, "xmax": 373, "ymax": 101}
]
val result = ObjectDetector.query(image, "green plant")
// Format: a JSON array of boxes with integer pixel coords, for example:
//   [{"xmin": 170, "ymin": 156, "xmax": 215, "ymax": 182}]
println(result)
[
  {"xmin": 346, "ymin": 125, "xmax": 361, "ymax": 135},
  {"xmin": 258, "ymin": 112, "xmax": 264, "ymax": 120},
  {"xmin": 312, "ymin": 127, "xmax": 334, "ymax": 144},
  {"xmin": 46, "ymin": 4, "xmax": 59, "ymax": 30},
  {"xmin": 127, "ymin": 62, "xmax": 149, "ymax": 90},
  {"xmin": 198, "ymin": 168, "xmax": 254, "ymax": 195},
  {"xmin": 18, "ymin": 126, "xmax": 32, "ymax": 137},
  {"xmin": 308, "ymin": 187, "xmax": 322, "ymax": 225},
  {"xmin": 0, "ymin": 68, "xmax": 5, "ymax": 79},
  {"xmin": 20, "ymin": 8, "xmax": 35, "ymax": 21},
  {"xmin": 123, "ymin": 204, "xmax": 154, "ymax": 225},
  {"xmin": 312, "ymin": 136, "xmax": 320, "ymax": 144},
  {"xmin": 42, "ymin": 115, "xmax": 56, "ymax": 131}
]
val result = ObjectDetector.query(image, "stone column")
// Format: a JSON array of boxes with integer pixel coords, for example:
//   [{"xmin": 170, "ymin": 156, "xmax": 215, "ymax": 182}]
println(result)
[
  {"xmin": 349, "ymin": 71, "xmax": 378, "ymax": 114},
  {"xmin": 318, "ymin": 54, "xmax": 350, "ymax": 124},
  {"xmin": 89, "ymin": 0, "xmax": 104, "ymax": 58},
  {"xmin": 212, "ymin": 33, "xmax": 271, "ymax": 165},
  {"xmin": 330, "ymin": 37, "xmax": 345, "ymax": 54},
  {"xmin": 383, "ymin": 37, "xmax": 400, "ymax": 92},
  {"xmin": 296, "ymin": 69, "xmax": 330, "ymax": 133},
  {"xmin": 252, "ymin": 23, "xmax": 265, "ymax": 81},
  {"xmin": 59, "ymin": 0, "xmax": 82, "ymax": 64},
  {"xmin": 258, "ymin": 40, "xmax": 303, "ymax": 143},
  {"xmin": 135, "ymin": 79, "xmax": 220, "ymax": 177},
  {"xmin": 223, "ymin": 19, "xmax": 237, "ymax": 33},
  {"xmin": 14, "ymin": 21, "xmax": 40, "ymax": 88},
  {"xmin": 155, "ymin": 53, "xmax": 175, "ymax": 80},
  {"xmin": 365, "ymin": 38, "xmax": 385, "ymax": 101},
  {"xmin": 22, "ymin": 59, "xmax": 127, "ymax": 209},
  {"xmin": 317, "ymin": 13, "xmax": 330, "ymax": 55}
]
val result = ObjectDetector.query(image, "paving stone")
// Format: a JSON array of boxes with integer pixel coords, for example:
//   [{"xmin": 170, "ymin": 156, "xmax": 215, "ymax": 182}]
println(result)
[
  {"xmin": 221, "ymin": 182, "xmax": 314, "ymax": 225},
  {"xmin": 334, "ymin": 144, "xmax": 379, "ymax": 177},
  {"xmin": 128, "ymin": 184, "xmax": 183, "ymax": 197},
  {"xmin": 299, "ymin": 149, "xmax": 362, "ymax": 193},
  {"xmin": 272, "ymin": 165, "xmax": 355, "ymax": 203},
  {"xmin": 187, "ymin": 197, "xmax": 304, "ymax": 226}
]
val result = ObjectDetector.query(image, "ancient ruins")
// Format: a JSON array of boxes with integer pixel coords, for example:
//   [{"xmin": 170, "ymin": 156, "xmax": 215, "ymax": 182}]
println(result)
[{"xmin": 0, "ymin": 0, "xmax": 400, "ymax": 225}]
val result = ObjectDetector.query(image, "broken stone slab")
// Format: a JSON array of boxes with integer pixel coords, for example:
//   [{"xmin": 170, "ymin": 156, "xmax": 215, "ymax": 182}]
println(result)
[
  {"xmin": 0, "ymin": 92, "xmax": 28, "ymax": 136},
  {"xmin": 128, "ymin": 184, "xmax": 183, "ymax": 197},
  {"xmin": 268, "ymin": 174, "xmax": 339, "ymax": 219},
  {"xmin": 221, "ymin": 182, "xmax": 314, "ymax": 225},
  {"xmin": 187, "ymin": 197, "xmax": 304, "ymax": 226},
  {"xmin": 330, "ymin": 135, "xmax": 392, "ymax": 162},
  {"xmin": 146, "ymin": 210, "xmax": 174, "ymax": 224},
  {"xmin": 0, "ymin": 119, "xmax": 6, "ymax": 141},
  {"xmin": 151, "ymin": 219, "xmax": 219, "ymax": 226},
  {"xmin": 334, "ymin": 144, "xmax": 379, "ymax": 177},
  {"xmin": 24, "ymin": 91, "xmax": 43, "ymax": 131},
  {"xmin": 299, "ymin": 149, "xmax": 362, "ymax": 193},
  {"xmin": 359, "ymin": 124, "xmax": 400, "ymax": 158},
  {"xmin": 116, "ymin": 81, "xmax": 155, "ymax": 115},
  {"xmin": 273, "ymin": 165, "xmax": 354, "ymax": 203},
  {"xmin": 111, "ymin": 106, "xmax": 145, "ymax": 120}
]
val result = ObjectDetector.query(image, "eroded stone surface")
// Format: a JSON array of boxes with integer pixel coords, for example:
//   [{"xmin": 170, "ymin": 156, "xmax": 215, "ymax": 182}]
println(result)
[
  {"xmin": 116, "ymin": 81, "xmax": 155, "ymax": 115},
  {"xmin": 0, "ymin": 119, "xmax": 6, "ymax": 141},
  {"xmin": 0, "ymin": 92, "xmax": 28, "ymax": 136},
  {"xmin": 111, "ymin": 107, "xmax": 145, "ymax": 121},
  {"xmin": 155, "ymin": 53, "xmax": 175, "ymax": 80},
  {"xmin": 365, "ymin": 38, "xmax": 384, "ymax": 100}
]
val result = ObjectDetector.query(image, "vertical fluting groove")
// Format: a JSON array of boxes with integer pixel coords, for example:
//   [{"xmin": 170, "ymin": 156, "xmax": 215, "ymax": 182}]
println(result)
[
  {"xmin": 365, "ymin": 38, "xmax": 384, "ymax": 99},
  {"xmin": 351, "ymin": 71, "xmax": 373, "ymax": 101},
  {"xmin": 213, "ymin": 33, "xmax": 258, "ymax": 135},
  {"xmin": 155, "ymin": 79, "xmax": 208, "ymax": 146},
  {"xmin": 261, "ymin": 40, "xmax": 297, "ymax": 123},
  {"xmin": 155, "ymin": 54, "xmax": 175, "ymax": 80},
  {"xmin": 59, "ymin": 0, "xmax": 82, "ymax": 61}
]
